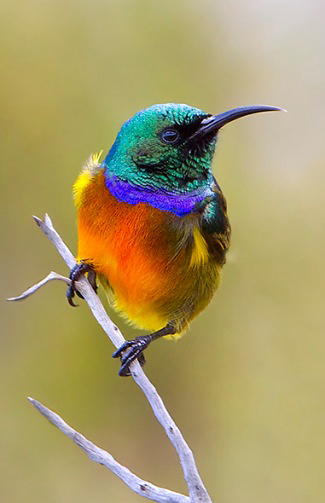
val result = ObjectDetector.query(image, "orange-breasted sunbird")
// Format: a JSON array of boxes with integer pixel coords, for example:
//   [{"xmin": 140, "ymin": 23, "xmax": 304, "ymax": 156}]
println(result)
[{"xmin": 67, "ymin": 103, "xmax": 282, "ymax": 375}]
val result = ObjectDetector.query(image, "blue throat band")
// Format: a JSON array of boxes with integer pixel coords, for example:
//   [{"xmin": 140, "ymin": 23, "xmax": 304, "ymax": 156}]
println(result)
[{"xmin": 105, "ymin": 174, "xmax": 212, "ymax": 217}]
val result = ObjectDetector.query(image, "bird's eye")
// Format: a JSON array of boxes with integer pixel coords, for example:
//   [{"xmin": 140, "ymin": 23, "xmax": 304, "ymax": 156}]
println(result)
[{"xmin": 161, "ymin": 128, "xmax": 180, "ymax": 144}]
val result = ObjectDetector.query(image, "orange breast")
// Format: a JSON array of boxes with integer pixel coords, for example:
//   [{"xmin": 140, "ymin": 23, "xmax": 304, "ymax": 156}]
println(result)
[{"xmin": 77, "ymin": 170, "xmax": 190, "ymax": 330}]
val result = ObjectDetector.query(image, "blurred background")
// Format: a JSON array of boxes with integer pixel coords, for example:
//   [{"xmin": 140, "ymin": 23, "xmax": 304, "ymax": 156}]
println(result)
[{"xmin": 1, "ymin": 1, "xmax": 325, "ymax": 502}]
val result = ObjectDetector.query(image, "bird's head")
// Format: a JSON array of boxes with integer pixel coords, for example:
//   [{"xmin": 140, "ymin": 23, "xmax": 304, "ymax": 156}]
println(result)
[{"xmin": 103, "ymin": 103, "xmax": 282, "ymax": 215}]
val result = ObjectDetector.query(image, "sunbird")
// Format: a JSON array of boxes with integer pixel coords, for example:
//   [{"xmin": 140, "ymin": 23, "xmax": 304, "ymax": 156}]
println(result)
[{"xmin": 67, "ymin": 103, "xmax": 281, "ymax": 375}]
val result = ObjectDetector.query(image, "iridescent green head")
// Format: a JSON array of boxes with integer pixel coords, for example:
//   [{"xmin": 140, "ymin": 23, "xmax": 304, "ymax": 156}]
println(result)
[{"xmin": 103, "ymin": 103, "xmax": 281, "ymax": 216}]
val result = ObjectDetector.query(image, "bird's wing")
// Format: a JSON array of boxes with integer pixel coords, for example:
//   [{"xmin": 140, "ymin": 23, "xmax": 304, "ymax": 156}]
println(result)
[{"xmin": 199, "ymin": 180, "xmax": 231, "ymax": 264}]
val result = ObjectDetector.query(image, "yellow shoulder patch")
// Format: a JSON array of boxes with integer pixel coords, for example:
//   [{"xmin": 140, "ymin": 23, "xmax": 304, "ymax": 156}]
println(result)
[
  {"xmin": 73, "ymin": 151, "xmax": 103, "ymax": 208},
  {"xmin": 73, "ymin": 170, "xmax": 93, "ymax": 208},
  {"xmin": 190, "ymin": 227, "xmax": 208, "ymax": 267}
]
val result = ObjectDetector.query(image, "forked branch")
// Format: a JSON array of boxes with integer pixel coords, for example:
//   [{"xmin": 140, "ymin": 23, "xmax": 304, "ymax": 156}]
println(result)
[{"xmin": 9, "ymin": 214, "xmax": 212, "ymax": 503}]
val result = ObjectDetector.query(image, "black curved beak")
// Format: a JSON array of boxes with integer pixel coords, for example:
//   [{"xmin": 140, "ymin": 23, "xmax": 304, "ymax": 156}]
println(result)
[{"xmin": 189, "ymin": 105, "xmax": 285, "ymax": 143}]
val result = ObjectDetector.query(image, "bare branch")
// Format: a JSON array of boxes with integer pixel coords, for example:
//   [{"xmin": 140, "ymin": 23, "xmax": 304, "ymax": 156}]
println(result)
[
  {"xmin": 28, "ymin": 398, "xmax": 189, "ymax": 503},
  {"xmin": 7, "ymin": 272, "xmax": 69, "ymax": 301},
  {"xmin": 13, "ymin": 215, "xmax": 212, "ymax": 503},
  {"xmin": 33, "ymin": 214, "xmax": 76, "ymax": 269}
]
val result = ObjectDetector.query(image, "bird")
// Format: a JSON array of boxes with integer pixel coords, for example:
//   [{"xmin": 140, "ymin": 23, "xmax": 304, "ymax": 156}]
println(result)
[{"xmin": 67, "ymin": 103, "xmax": 282, "ymax": 376}]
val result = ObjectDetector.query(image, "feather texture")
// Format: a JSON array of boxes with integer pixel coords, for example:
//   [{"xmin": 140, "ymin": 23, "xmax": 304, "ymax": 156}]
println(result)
[{"xmin": 75, "ymin": 168, "xmax": 226, "ymax": 336}]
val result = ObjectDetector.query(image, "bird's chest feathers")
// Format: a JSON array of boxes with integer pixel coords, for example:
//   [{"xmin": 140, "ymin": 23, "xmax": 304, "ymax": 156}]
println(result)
[
  {"xmin": 76, "ymin": 171, "xmax": 217, "ymax": 331},
  {"xmin": 77, "ymin": 172, "xmax": 209, "ymax": 290}
]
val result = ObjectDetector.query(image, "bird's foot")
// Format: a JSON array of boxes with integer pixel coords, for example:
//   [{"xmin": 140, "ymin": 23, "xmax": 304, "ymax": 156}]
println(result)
[
  {"xmin": 66, "ymin": 262, "xmax": 97, "ymax": 307},
  {"xmin": 112, "ymin": 336, "xmax": 151, "ymax": 377}
]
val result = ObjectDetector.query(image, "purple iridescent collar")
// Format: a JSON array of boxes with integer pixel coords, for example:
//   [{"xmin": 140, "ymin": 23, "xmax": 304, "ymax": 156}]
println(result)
[{"xmin": 105, "ymin": 175, "xmax": 212, "ymax": 217}]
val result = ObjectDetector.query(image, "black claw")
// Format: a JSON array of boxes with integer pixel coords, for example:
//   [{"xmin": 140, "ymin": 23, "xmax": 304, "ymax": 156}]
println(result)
[
  {"xmin": 112, "ymin": 324, "xmax": 176, "ymax": 376},
  {"xmin": 66, "ymin": 286, "xmax": 78, "ymax": 307},
  {"xmin": 113, "ymin": 336, "xmax": 150, "ymax": 376},
  {"xmin": 119, "ymin": 351, "xmax": 146, "ymax": 377},
  {"xmin": 138, "ymin": 352, "xmax": 146, "ymax": 367},
  {"xmin": 112, "ymin": 341, "xmax": 131, "ymax": 359},
  {"xmin": 118, "ymin": 365, "xmax": 132, "ymax": 377},
  {"xmin": 66, "ymin": 262, "xmax": 97, "ymax": 306}
]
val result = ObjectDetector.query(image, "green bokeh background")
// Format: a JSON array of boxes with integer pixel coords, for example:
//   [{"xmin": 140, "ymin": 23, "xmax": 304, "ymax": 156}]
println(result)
[{"xmin": 1, "ymin": 1, "xmax": 325, "ymax": 502}]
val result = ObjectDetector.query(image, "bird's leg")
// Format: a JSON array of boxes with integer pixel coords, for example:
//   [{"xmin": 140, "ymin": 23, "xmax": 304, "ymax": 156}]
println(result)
[
  {"xmin": 112, "ymin": 323, "xmax": 177, "ymax": 377},
  {"xmin": 66, "ymin": 262, "xmax": 97, "ymax": 307}
]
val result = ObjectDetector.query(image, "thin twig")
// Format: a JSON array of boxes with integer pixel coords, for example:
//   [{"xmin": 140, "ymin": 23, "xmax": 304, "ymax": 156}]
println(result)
[
  {"xmin": 7, "ymin": 272, "xmax": 69, "ymax": 301},
  {"xmin": 10, "ymin": 214, "xmax": 212, "ymax": 503},
  {"xmin": 28, "ymin": 398, "xmax": 189, "ymax": 503}
]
